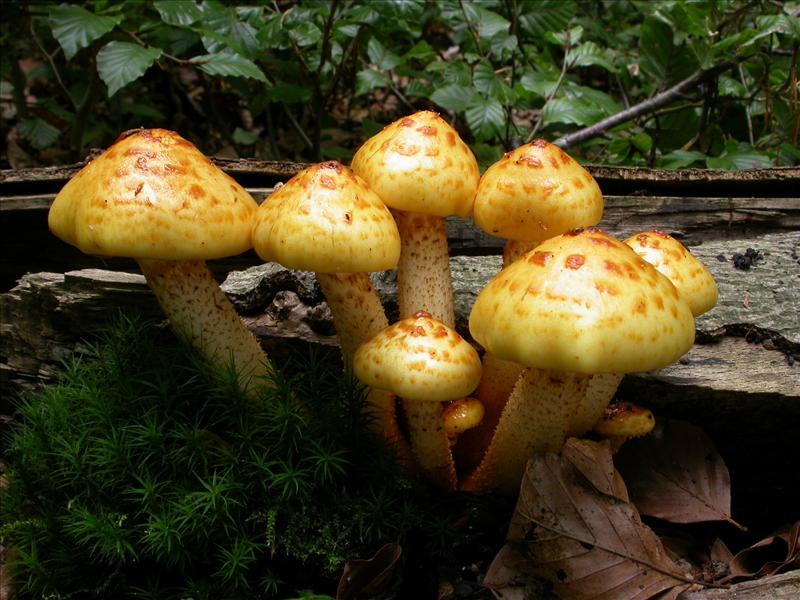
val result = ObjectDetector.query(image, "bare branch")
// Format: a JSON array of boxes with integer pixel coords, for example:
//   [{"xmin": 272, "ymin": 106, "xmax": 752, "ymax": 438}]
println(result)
[{"xmin": 552, "ymin": 59, "xmax": 741, "ymax": 150}]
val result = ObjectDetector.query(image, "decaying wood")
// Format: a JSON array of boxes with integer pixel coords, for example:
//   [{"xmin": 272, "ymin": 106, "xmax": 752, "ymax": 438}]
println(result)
[
  {"xmin": 3, "ymin": 232, "xmax": 797, "ymax": 398},
  {"xmin": 678, "ymin": 570, "xmax": 800, "ymax": 599}
]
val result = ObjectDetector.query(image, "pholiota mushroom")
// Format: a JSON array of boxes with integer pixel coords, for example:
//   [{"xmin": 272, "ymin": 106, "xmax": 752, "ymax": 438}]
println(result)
[
  {"xmin": 353, "ymin": 311, "xmax": 482, "ymax": 490},
  {"xmin": 473, "ymin": 139, "xmax": 603, "ymax": 265},
  {"xmin": 48, "ymin": 129, "xmax": 272, "ymax": 397},
  {"xmin": 351, "ymin": 110, "xmax": 480, "ymax": 328},
  {"xmin": 443, "ymin": 397, "xmax": 485, "ymax": 446},
  {"xmin": 251, "ymin": 161, "xmax": 409, "ymax": 456},
  {"xmin": 463, "ymin": 227, "xmax": 696, "ymax": 494},
  {"xmin": 624, "ymin": 230, "xmax": 719, "ymax": 317},
  {"xmin": 457, "ymin": 140, "xmax": 604, "ymax": 470},
  {"xmin": 593, "ymin": 400, "xmax": 656, "ymax": 452}
]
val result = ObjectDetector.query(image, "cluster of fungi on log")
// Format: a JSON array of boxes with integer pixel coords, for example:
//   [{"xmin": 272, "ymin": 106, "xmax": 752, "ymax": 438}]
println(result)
[{"xmin": 48, "ymin": 115, "xmax": 719, "ymax": 495}]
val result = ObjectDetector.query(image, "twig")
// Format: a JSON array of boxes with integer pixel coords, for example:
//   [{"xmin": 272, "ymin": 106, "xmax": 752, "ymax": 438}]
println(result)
[
  {"xmin": 458, "ymin": 0, "xmax": 486, "ymax": 59},
  {"xmin": 526, "ymin": 36, "xmax": 573, "ymax": 143},
  {"xmin": 738, "ymin": 63, "xmax": 754, "ymax": 146},
  {"xmin": 552, "ymin": 59, "xmax": 740, "ymax": 149}
]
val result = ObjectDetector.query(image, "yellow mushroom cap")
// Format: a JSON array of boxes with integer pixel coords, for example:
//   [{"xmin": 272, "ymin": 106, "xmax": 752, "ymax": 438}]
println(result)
[
  {"xmin": 353, "ymin": 311, "xmax": 482, "ymax": 401},
  {"xmin": 625, "ymin": 230, "xmax": 718, "ymax": 317},
  {"xmin": 251, "ymin": 161, "xmax": 401, "ymax": 273},
  {"xmin": 469, "ymin": 228, "xmax": 696, "ymax": 374},
  {"xmin": 593, "ymin": 401, "xmax": 655, "ymax": 438},
  {"xmin": 48, "ymin": 129, "xmax": 258, "ymax": 260},
  {"xmin": 443, "ymin": 397, "xmax": 485, "ymax": 437},
  {"xmin": 473, "ymin": 140, "xmax": 603, "ymax": 243},
  {"xmin": 350, "ymin": 111, "xmax": 480, "ymax": 218}
]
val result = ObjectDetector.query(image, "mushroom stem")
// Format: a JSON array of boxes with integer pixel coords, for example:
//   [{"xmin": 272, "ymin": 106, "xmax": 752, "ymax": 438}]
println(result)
[
  {"xmin": 137, "ymin": 258, "xmax": 273, "ymax": 397},
  {"xmin": 567, "ymin": 373, "xmax": 624, "ymax": 437},
  {"xmin": 316, "ymin": 272, "xmax": 389, "ymax": 365},
  {"xmin": 393, "ymin": 210, "xmax": 455, "ymax": 328},
  {"xmin": 315, "ymin": 272, "xmax": 413, "ymax": 463},
  {"xmin": 502, "ymin": 240, "xmax": 538, "ymax": 266},
  {"xmin": 454, "ymin": 353, "xmax": 524, "ymax": 471},
  {"xmin": 461, "ymin": 368, "xmax": 589, "ymax": 494},
  {"xmin": 404, "ymin": 400, "xmax": 458, "ymax": 490}
]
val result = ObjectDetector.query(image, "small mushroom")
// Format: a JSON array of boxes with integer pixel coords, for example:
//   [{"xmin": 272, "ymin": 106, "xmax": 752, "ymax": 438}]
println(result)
[
  {"xmin": 353, "ymin": 312, "xmax": 482, "ymax": 490},
  {"xmin": 443, "ymin": 397, "xmax": 485, "ymax": 446},
  {"xmin": 462, "ymin": 228, "xmax": 695, "ymax": 494},
  {"xmin": 624, "ymin": 230, "xmax": 719, "ymax": 317},
  {"xmin": 351, "ymin": 111, "xmax": 480, "ymax": 327},
  {"xmin": 593, "ymin": 401, "xmax": 656, "ymax": 452},
  {"xmin": 251, "ymin": 161, "xmax": 409, "ymax": 457},
  {"xmin": 48, "ymin": 129, "xmax": 272, "ymax": 397}
]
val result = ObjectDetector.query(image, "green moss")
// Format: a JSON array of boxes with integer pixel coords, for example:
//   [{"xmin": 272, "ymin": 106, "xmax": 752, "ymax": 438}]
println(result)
[{"xmin": 1, "ymin": 314, "xmax": 508, "ymax": 598}]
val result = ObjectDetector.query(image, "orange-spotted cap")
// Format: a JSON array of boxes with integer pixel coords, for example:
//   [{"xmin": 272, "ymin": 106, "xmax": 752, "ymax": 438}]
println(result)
[
  {"xmin": 593, "ymin": 401, "xmax": 655, "ymax": 438},
  {"xmin": 350, "ymin": 111, "xmax": 480, "ymax": 218},
  {"xmin": 251, "ymin": 161, "xmax": 401, "ymax": 273},
  {"xmin": 625, "ymin": 230, "xmax": 718, "ymax": 317},
  {"xmin": 353, "ymin": 311, "xmax": 482, "ymax": 401},
  {"xmin": 473, "ymin": 140, "xmax": 603, "ymax": 243},
  {"xmin": 468, "ymin": 228, "xmax": 696, "ymax": 374},
  {"xmin": 48, "ymin": 129, "xmax": 258, "ymax": 260}
]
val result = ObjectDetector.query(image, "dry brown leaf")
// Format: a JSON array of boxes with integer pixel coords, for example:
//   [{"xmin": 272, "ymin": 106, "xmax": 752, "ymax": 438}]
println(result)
[
  {"xmin": 336, "ymin": 543, "xmax": 402, "ymax": 600},
  {"xmin": 499, "ymin": 438, "xmax": 697, "ymax": 600},
  {"xmin": 724, "ymin": 522, "xmax": 800, "ymax": 582},
  {"xmin": 614, "ymin": 420, "xmax": 745, "ymax": 530}
]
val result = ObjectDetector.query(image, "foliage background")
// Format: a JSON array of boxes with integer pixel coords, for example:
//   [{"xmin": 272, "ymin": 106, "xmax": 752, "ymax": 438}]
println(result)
[{"xmin": 1, "ymin": 0, "xmax": 798, "ymax": 171}]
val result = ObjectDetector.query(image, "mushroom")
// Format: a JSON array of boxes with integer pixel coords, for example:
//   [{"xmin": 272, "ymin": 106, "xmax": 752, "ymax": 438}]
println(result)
[
  {"xmin": 443, "ymin": 397, "xmax": 485, "ymax": 446},
  {"xmin": 593, "ymin": 401, "xmax": 656, "ymax": 452},
  {"xmin": 457, "ymin": 140, "xmax": 604, "ymax": 469},
  {"xmin": 48, "ymin": 129, "xmax": 272, "ymax": 397},
  {"xmin": 251, "ymin": 161, "xmax": 409, "ymax": 455},
  {"xmin": 624, "ymin": 230, "xmax": 719, "ymax": 317},
  {"xmin": 351, "ymin": 110, "xmax": 480, "ymax": 327},
  {"xmin": 473, "ymin": 139, "xmax": 603, "ymax": 264},
  {"xmin": 462, "ymin": 228, "xmax": 696, "ymax": 494},
  {"xmin": 353, "ymin": 311, "xmax": 482, "ymax": 490}
]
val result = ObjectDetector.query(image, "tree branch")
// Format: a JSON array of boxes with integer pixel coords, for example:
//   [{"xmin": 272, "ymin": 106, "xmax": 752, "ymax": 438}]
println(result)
[{"xmin": 552, "ymin": 59, "xmax": 740, "ymax": 149}]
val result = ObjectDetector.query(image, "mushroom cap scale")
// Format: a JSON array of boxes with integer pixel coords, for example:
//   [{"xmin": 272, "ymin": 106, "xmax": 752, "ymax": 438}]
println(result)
[
  {"xmin": 351, "ymin": 111, "xmax": 480, "ymax": 218},
  {"xmin": 473, "ymin": 139, "xmax": 603, "ymax": 243},
  {"xmin": 48, "ymin": 129, "xmax": 258, "ymax": 260},
  {"xmin": 252, "ymin": 161, "xmax": 401, "ymax": 274},
  {"xmin": 354, "ymin": 312, "xmax": 482, "ymax": 402},
  {"xmin": 468, "ymin": 228, "xmax": 696, "ymax": 375},
  {"xmin": 625, "ymin": 230, "xmax": 718, "ymax": 317}
]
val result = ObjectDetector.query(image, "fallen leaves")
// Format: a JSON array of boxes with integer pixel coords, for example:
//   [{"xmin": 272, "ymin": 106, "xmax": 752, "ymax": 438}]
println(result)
[
  {"xmin": 489, "ymin": 438, "xmax": 697, "ymax": 600},
  {"xmin": 483, "ymin": 422, "xmax": 800, "ymax": 600},
  {"xmin": 614, "ymin": 420, "xmax": 745, "ymax": 530}
]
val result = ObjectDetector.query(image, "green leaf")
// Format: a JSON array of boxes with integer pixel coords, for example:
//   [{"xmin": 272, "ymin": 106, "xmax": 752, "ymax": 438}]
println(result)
[
  {"xmin": 472, "ymin": 61, "xmax": 515, "ymax": 103},
  {"xmin": 545, "ymin": 25, "xmax": 583, "ymax": 47},
  {"xmin": 706, "ymin": 144, "xmax": 773, "ymax": 170},
  {"xmin": 265, "ymin": 82, "xmax": 312, "ymax": 104},
  {"xmin": 566, "ymin": 41, "xmax": 616, "ymax": 72},
  {"xmin": 232, "ymin": 127, "xmax": 259, "ymax": 145},
  {"xmin": 289, "ymin": 21, "xmax": 322, "ymax": 47},
  {"xmin": 197, "ymin": 2, "xmax": 260, "ymax": 58},
  {"xmin": 630, "ymin": 132, "xmax": 653, "ymax": 154},
  {"xmin": 48, "ymin": 4, "xmax": 122, "ymax": 60},
  {"xmin": 367, "ymin": 38, "xmax": 402, "ymax": 71},
  {"xmin": 403, "ymin": 41, "xmax": 437, "ymax": 63},
  {"xmin": 639, "ymin": 16, "xmax": 674, "ymax": 83},
  {"xmin": 96, "ymin": 42, "xmax": 162, "ymax": 97},
  {"xmin": 17, "ymin": 117, "xmax": 61, "ymax": 149},
  {"xmin": 121, "ymin": 103, "xmax": 166, "ymax": 120},
  {"xmin": 191, "ymin": 50, "xmax": 267, "ymax": 82},
  {"xmin": 519, "ymin": 72, "xmax": 559, "ymax": 98},
  {"xmin": 153, "ymin": 0, "xmax": 203, "ymax": 26},
  {"xmin": 464, "ymin": 95, "xmax": 504, "ymax": 141},
  {"xmin": 518, "ymin": 0, "xmax": 577, "ymax": 37},
  {"xmin": 541, "ymin": 97, "xmax": 603, "ymax": 127},
  {"xmin": 430, "ymin": 84, "xmax": 476, "ymax": 113},
  {"xmin": 355, "ymin": 69, "xmax": 390, "ymax": 96},
  {"xmin": 658, "ymin": 150, "xmax": 707, "ymax": 169},
  {"xmin": 474, "ymin": 6, "xmax": 510, "ymax": 38}
]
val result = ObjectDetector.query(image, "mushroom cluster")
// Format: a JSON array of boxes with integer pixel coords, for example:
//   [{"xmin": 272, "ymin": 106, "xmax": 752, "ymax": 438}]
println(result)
[{"xmin": 50, "ymin": 119, "xmax": 718, "ymax": 495}]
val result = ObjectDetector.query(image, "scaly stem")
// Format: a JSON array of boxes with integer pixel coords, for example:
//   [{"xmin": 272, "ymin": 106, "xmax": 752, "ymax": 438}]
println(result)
[
  {"xmin": 137, "ymin": 259, "xmax": 273, "ymax": 398},
  {"xmin": 404, "ymin": 400, "xmax": 457, "ymax": 490}
]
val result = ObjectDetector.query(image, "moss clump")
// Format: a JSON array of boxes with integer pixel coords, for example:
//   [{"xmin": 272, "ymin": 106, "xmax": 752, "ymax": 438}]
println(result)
[{"xmin": 1, "ymin": 315, "xmax": 509, "ymax": 598}]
